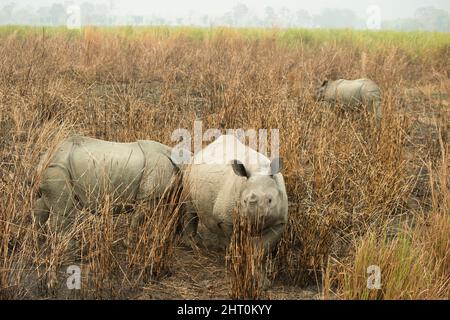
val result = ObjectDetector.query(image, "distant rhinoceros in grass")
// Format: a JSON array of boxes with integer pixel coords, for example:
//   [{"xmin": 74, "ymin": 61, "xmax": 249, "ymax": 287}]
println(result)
[
  {"xmin": 181, "ymin": 134, "xmax": 289, "ymax": 252},
  {"xmin": 315, "ymin": 78, "xmax": 382, "ymax": 121},
  {"xmin": 33, "ymin": 135, "xmax": 180, "ymax": 239}
]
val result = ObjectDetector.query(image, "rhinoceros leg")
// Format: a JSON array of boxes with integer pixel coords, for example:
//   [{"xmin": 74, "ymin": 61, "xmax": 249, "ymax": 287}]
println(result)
[
  {"xmin": 33, "ymin": 197, "xmax": 50, "ymax": 249},
  {"xmin": 37, "ymin": 165, "xmax": 77, "ymax": 291},
  {"xmin": 130, "ymin": 211, "xmax": 145, "ymax": 230},
  {"xmin": 39, "ymin": 165, "xmax": 76, "ymax": 236},
  {"xmin": 371, "ymin": 99, "xmax": 382, "ymax": 123},
  {"xmin": 179, "ymin": 202, "xmax": 199, "ymax": 247},
  {"xmin": 33, "ymin": 197, "xmax": 50, "ymax": 228}
]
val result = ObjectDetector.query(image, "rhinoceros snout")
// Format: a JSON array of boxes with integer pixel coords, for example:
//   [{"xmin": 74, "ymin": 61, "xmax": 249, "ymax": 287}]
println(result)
[
  {"xmin": 242, "ymin": 194, "xmax": 272, "ymax": 227},
  {"xmin": 244, "ymin": 192, "xmax": 258, "ymax": 206}
]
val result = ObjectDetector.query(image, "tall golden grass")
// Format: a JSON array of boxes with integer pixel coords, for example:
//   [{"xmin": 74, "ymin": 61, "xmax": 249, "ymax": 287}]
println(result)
[
  {"xmin": 227, "ymin": 208, "xmax": 268, "ymax": 300},
  {"xmin": 0, "ymin": 26, "xmax": 448, "ymax": 299}
]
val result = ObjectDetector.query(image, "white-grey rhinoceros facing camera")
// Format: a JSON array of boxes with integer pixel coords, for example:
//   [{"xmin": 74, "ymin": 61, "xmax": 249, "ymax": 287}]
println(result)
[{"xmin": 181, "ymin": 134, "xmax": 289, "ymax": 260}]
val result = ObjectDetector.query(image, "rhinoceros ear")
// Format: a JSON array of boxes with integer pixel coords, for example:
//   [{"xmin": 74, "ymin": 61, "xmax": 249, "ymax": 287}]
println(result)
[
  {"xmin": 270, "ymin": 157, "xmax": 283, "ymax": 175},
  {"xmin": 231, "ymin": 160, "xmax": 249, "ymax": 178}
]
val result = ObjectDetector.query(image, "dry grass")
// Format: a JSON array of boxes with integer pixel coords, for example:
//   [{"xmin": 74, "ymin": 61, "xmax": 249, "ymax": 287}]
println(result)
[
  {"xmin": 323, "ymin": 136, "xmax": 449, "ymax": 300},
  {"xmin": 323, "ymin": 211, "xmax": 449, "ymax": 299},
  {"xmin": 227, "ymin": 208, "xmax": 270, "ymax": 300},
  {"xmin": 0, "ymin": 26, "xmax": 448, "ymax": 300}
]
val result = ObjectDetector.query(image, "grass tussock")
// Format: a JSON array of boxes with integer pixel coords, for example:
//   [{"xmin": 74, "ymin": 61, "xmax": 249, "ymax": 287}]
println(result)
[
  {"xmin": 227, "ymin": 208, "xmax": 271, "ymax": 300},
  {"xmin": 0, "ymin": 26, "xmax": 448, "ymax": 299},
  {"xmin": 324, "ymin": 139, "xmax": 449, "ymax": 300},
  {"xmin": 323, "ymin": 211, "xmax": 449, "ymax": 299},
  {"xmin": 128, "ymin": 173, "xmax": 185, "ymax": 282}
]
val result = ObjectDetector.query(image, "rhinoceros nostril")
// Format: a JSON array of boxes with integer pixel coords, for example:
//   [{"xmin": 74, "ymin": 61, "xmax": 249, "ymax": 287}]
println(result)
[{"xmin": 247, "ymin": 193, "xmax": 258, "ymax": 205}]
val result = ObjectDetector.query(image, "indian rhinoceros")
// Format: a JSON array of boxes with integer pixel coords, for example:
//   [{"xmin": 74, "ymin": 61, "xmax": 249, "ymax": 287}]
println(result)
[
  {"xmin": 181, "ymin": 134, "xmax": 289, "ymax": 252},
  {"xmin": 315, "ymin": 78, "xmax": 382, "ymax": 121},
  {"xmin": 33, "ymin": 135, "xmax": 179, "ymax": 236}
]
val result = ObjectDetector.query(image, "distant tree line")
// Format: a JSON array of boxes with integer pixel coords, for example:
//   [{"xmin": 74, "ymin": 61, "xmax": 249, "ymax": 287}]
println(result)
[
  {"xmin": 0, "ymin": 2, "xmax": 449, "ymax": 32},
  {"xmin": 383, "ymin": 6, "xmax": 450, "ymax": 32}
]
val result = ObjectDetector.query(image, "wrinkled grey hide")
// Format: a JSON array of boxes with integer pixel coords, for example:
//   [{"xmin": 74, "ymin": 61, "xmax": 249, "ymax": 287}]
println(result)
[
  {"xmin": 181, "ymin": 135, "xmax": 289, "ymax": 252},
  {"xmin": 33, "ymin": 135, "xmax": 178, "ymax": 234},
  {"xmin": 316, "ymin": 78, "xmax": 382, "ymax": 121}
]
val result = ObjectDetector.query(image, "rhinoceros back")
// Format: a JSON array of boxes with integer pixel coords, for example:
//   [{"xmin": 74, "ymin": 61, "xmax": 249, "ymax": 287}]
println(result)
[
  {"xmin": 325, "ymin": 79, "xmax": 381, "ymax": 118},
  {"xmin": 67, "ymin": 136, "xmax": 145, "ymax": 210},
  {"xmin": 329, "ymin": 79, "xmax": 362, "ymax": 105},
  {"xmin": 135, "ymin": 140, "xmax": 178, "ymax": 200}
]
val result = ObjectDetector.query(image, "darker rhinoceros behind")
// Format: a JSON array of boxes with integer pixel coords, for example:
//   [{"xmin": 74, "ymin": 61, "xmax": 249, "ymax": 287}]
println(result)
[
  {"xmin": 181, "ymin": 135, "xmax": 289, "ymax": 251},
  {"xmin": 34, "ymin": 135, "xmax": 179, "ymax": 234},
  {"xmin": 316, "ymin": 78, "xmax": 382, "ymax": 121}
]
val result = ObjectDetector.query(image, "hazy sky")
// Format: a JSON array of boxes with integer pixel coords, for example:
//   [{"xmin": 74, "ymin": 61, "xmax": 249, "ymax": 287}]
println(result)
[{"xmin": 6, "ymin": 0, "xmax": 450, "ymax": 20}]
